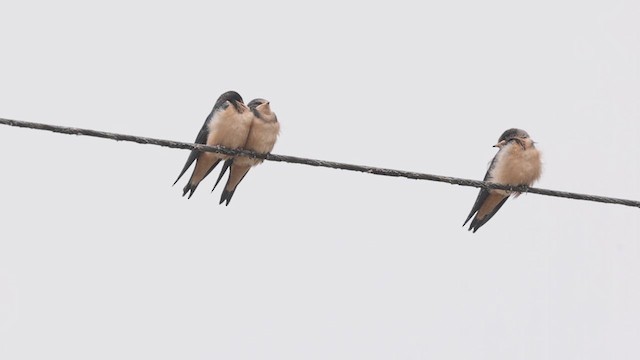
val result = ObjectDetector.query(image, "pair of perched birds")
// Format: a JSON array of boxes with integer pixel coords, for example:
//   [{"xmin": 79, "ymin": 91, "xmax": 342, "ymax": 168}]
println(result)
[
  {"xmin": 173, "ymin": 91, "xmax": 280, "ymax": 206},
  {"xmin": 174, "ymin": 91, "xmax": 542, "ymax": 233}
]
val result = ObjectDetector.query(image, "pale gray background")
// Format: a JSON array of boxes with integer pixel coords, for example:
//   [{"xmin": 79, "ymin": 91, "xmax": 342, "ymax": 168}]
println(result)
[{"xmin": 1, "ymin": 0, "xmax": 639, "ymax": 359}]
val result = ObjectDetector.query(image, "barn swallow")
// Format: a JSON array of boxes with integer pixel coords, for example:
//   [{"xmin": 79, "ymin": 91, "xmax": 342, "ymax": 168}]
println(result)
[
  {"xmin": 173, "ymin": 91, "xmax": 253, "ymax": 198},
  {"xmin": 212, "ymin": 98, "xmax": 280, "ymax": 205},
  {"xmin": 463, "ymin": 128, "xmax": 542, "ymax": 232}
]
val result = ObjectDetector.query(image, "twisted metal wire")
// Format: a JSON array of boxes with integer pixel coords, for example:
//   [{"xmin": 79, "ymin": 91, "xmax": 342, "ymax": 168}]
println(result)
[{"xmin": 1, "ymin": 117, "xmax": 638, "ymax": 208}]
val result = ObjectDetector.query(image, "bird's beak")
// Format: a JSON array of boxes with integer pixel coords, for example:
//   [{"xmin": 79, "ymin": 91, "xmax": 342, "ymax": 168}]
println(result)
[{"xmin": 493, "ymin": 140, "xmax": 506, "ymax": 148}]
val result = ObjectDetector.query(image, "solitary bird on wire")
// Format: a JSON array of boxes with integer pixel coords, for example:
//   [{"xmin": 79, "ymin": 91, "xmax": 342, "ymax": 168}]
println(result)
[
  {"xmin": 212, "ymin": 98, "xmax": 280, "ymax": 206},
  {"xmin": 463, "ymin": 128, "xmax": 542, "ymax": 232},
  {"xmin": 173, "ymin": 90, "xmax": 253, "ymax": 198}
]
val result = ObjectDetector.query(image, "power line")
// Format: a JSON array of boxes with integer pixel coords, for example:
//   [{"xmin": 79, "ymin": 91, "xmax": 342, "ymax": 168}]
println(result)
[{"xmin": 1, "ymin": 117, "xmax": 639, "ymax": 209}]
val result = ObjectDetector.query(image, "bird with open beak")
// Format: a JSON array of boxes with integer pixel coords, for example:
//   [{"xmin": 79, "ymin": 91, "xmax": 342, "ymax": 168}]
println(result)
[
  {"xmin": 463, "ymin": 128, "xmax": 542, "ymax": 232},
  {"xmin": 212, "ymin": 98, "xmax": 280, "ymax": 205},
  {"xmin": 173, "ymin": 91, "xmax": 253, "ymax": 198}
]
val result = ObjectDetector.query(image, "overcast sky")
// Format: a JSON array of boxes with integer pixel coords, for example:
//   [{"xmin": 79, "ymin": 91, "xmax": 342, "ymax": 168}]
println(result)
[{"xmin": 1, "ymin": 1, "xmax": 639, "ymax": 359}]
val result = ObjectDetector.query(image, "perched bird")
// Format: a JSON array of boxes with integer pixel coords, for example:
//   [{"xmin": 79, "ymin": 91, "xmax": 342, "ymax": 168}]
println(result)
[
  {"xmin": 212, "ymin": 98, "xmax": 280, "ymax": 206},
  {"xmin": 463, "ymin": 128, "xmax": 542, "ymax": 232},
  {"xmin": 173, "ymin": 91, "xmax": 253, "ymax": 198}
]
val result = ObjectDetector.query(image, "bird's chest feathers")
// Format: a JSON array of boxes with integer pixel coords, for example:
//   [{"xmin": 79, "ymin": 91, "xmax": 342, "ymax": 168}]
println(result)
[
  {"xmin": 207, "ymin": 109, "xmax": 252, "ymax": 148},
  {"xmin": 245, "ymin": 120, "xmax": 280, "ymax": 153},
  {"xmin": 491, "ymin": 143, "xmax": 542, "ymax": 186}
]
